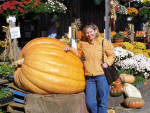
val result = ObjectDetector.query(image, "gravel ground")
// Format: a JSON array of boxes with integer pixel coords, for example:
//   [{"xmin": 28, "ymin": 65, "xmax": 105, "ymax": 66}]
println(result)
[{"xmin": 108, "ymin": 80, "xmax": 150, "ymax": 113}]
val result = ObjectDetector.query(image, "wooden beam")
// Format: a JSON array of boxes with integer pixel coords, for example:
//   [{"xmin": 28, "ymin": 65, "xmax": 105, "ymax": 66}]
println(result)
[{"xmin": 105, "ymin": 0, "xmax": 111, "ymax": 41}]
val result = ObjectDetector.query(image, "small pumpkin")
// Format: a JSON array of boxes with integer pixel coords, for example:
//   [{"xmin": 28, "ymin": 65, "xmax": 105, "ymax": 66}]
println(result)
[
  {"xmin": 110, "ymin": 78, "xmax": 123, "ymax": 97},
  {"xmin": 124, "ymin": 97, "xmax": 144, "ymax": 108},
  {"xmin": 77, "ymin": 30, "xmax": 82, "ymax": 40},
  {"xmin": 14, "ymin": 38, "xmax": 85, "ymax": 94},
  {"xmin": 120, "ymin": 73, "xmax": 135, "ymax": 83},
  {"xmin": 112, "ymin": 43, "xmax": 123, "ymax": 48}
]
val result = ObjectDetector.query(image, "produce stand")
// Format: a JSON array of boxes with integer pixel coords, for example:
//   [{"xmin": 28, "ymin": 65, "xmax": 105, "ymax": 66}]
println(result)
[{"xmin": 0, "ymin": 0, "xmax": 150, "ymax": 113}]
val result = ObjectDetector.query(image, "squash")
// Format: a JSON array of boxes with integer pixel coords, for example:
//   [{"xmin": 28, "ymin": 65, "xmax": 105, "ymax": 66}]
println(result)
[
  {"xmin": 120, "ymin": 73, "xmax": 135, "ymax": 83},
  {"xmin": 123, "ymin": 83, "xmax": 142, "ymax": 98},
  {"xmin": 112, "ymin": 43, "xmax": 123, "ymax": 48},
  {"xmin": 77, "ymin": 31, "xmax": 82, "ymax": 40},
  {"xmin": 124, "ymin": 97, "xmax": 144, "ymax": 108},
  {"xmin": 110, "ymin": 89, "xmax": 123, "ymax": 97},
  {"xmin": 14, "ymin": 38, "xmax": 85, "ymax": 94},
  {"xmin": 110, "ymin": 78, "xmax": 123, "ymax": 97}
]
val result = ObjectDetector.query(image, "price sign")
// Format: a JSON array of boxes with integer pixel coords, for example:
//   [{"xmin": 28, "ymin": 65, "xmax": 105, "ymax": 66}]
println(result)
[
  {"xmin": 10, "ymin": 27, "xmax": 21, "ymax": 39},
  {"xmin": 71, "ymin": 38, "xmax": 77, "ymax": 50}
]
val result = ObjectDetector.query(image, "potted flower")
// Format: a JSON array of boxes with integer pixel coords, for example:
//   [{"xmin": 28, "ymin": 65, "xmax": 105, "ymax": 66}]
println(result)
[
  {"xmin": 0, "ymin": 63, "xmax": 15, "ymax": 80},
  {"xmin": 0, "ymin": 0, "xmax": 27, "ymax": 22},
  {"xmin": 139, "ymin": 6, "xmax": 150, "ymax": 20},
  {"xmin": 113, "ymin": 32, "xmax": 125, "ymax": 43},
  {"xmin": 0, "ymin": 0, "xmax": 67, "ymax": 22},
  {"xmin": 0, "ymin": 88, "xmax": 13, "ymax": 104},
  {"xmin": 126, "ymin": 7, "xmax": 138, "ymax": 21},
  {"xmin": 23, "ymin": 0, "xmax": 67, "ymax": 14}
]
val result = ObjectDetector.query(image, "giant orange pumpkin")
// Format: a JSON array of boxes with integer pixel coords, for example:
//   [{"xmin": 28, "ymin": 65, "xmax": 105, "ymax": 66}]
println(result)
[{"xmin": 14, "ymin": 38, "xmax": 85, "ymax": 94}]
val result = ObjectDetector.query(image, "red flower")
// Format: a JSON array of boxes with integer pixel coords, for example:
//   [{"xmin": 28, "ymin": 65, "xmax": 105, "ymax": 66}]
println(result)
[
  {"xmin": 115, "ymin": 6, "xmax": 119, "ymax": 12},
  {"xmin": 18, "ymin": 8, "xmax": 23, "ymax": 13},
  {"xmin": 9, "ymin": 6, "xmax": 16, "ymax": 10},
  {"xmin": 34, "ymin": 2, "xmax": 38, "ymax": 7},
  {"xmin": 25, "ymin": 10, "xmax": 28, "ymax": 14},
  {"xmin": 0, "ymin": 0, "xmax": 26, "ymax": 18}
]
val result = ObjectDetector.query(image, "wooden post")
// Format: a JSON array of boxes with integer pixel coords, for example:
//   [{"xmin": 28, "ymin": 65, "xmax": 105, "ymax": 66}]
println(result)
[
  {"xmin": 105, "ymin": 0, "xmax": 111, "ymax": 41},
  {"xmin": 145, "ymin": 22, "xmax": 150, "ymax": 43},
  {"xmin": 127, "ymin": 23, "xmax": 135, "ymax": 43},
  {"xmin": 5, "ymin": 18, "xmax": 20, "ymax": 63}
]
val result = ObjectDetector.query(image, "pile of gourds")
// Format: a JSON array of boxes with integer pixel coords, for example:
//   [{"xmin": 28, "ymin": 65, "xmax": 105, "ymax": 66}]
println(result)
[
  {"xmin": 110, "ymin": 73, "xmax": 145, "ymax": 109},
  {"xmin": 14, "ymin": 38, "xmax": 85, "ymax": 94}
]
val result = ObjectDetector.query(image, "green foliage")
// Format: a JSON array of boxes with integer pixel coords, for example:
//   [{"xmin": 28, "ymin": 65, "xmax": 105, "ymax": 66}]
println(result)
[
  {"xmin": 0, "ymin": 109, "xmax": 4, "ymax": 113},
  {"xmin": 139, "ymin": 7, "xmax": 150, "ymax": 17},
  {"xmin": 24, "ymin": 0, "xmax": 67, "ymax": 14},
  {"xmin": 118, "ymin": 69, "xmax": 134, "ymax": 75},
  {"xmin": 133, "ymin": 75, "xmax": 146, "ymax": 86},
  {"xmin": 113, "ymin": 32, "xmax": 125, "ymax": 39},
  {"xmin": 0, "ymin": 0, "xmax": 67, "ymax": 18},
  {"xmin": 0, "ymin": 88, "xmax": 13, "ymax": 99},
  {"xmin": 0, "ymin": 63, "xmax": 15, "ymax": 79}
]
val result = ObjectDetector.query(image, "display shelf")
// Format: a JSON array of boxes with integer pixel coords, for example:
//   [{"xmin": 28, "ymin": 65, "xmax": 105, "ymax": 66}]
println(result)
[{"xmin": 0, "ymin": 79, "xmax": 9, "ymax": 85}]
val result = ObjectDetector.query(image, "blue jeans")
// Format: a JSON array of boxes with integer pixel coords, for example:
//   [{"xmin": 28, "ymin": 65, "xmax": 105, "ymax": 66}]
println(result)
[{"xmin": 85, "ymin": 75, "xmax": 110, "ymax": 113}]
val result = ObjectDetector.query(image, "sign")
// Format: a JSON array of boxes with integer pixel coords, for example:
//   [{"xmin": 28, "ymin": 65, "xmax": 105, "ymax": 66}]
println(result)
[
  {"xmin": 10, "ymin": 27, "xmax": 21, "ymax": 39},
  {"xmin": 71, "ymin": 38, "xmax": 77, "ymax": 50}
]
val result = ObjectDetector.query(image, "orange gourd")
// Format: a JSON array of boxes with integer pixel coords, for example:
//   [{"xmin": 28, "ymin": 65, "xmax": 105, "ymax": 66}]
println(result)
[
  {"xmin": 124, "ymin": 97, "xmax": 145, "ymax": 108},
  {"xmin": 110, "ymin": 78, "xmax": 123, "ymax": 97},
  {"xmin": 77, "ymin": 31, "xmax": 82, "ymax": 40},
  {"xmin": 112, "ymin": 43, "xmax": 123, "ymax": 48},
  {"xmin": 14, "ymin": 38, "xmax": 85, "ymax": 94},
  {"xmin": 120, "ymin": 74, "xmax": 135, "ymax": 83}
]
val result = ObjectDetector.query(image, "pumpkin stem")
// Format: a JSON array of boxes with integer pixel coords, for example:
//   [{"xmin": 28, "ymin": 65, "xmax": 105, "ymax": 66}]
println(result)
[{"xmin": 11, "ymin": 58, "xmax": 24, "ymax": 67}]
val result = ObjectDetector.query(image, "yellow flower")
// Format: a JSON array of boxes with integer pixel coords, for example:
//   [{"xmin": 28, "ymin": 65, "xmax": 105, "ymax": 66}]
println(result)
[
  {"xmin": 143, "ymin": 0, "xmax": 150, "ymax": 3},
  {"xmin": 133, "ymin": 42, "xmax": 146, "ymax": 50},
  {"xmin": 147, "ymin": 49, "xmax": 150, "ymax": 53},
  {"xmin": 131, "ymin": 49, "xmax": 143, "ymax": 55},
  {"xmin": 143, "ymin": 50, "xmax": 149, "ymax": 58},
  {"xmin": 0, "ymin": 41, "xmax": 6, "ymax": 47},
  {"xmin": 122, "ymin": 42, "xmax": 134, "ymax": 51},
  {"xmin": 127, "ymin": 7, "xmax": 138, "ymax": 16},
  {"xmin": 111, "ymin": 31, "xmax": 116, "ymax": 38}
]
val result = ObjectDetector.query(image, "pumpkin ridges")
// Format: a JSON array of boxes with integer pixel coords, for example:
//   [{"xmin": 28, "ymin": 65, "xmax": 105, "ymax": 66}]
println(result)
[
  {"xmin": 14, "ymin": 38, "xmax": 85, "ymax": 94},
  {"xmin": 21, "ymin": 64, "xmax": 85, "ymax": 94},
  {"xmin": 124, "ymin": 97, "xmax": 145, "ymax": 108},
  {"xmin": 14, "ymin": 68, "xmax": 24, "ymax": 89},
  {"xmin": 24, "ymin": 43, "xmax": 81, "ymax": 63},
  {"xmin": 23, "ymin": 55, "xmax": 84, "ymax": 79},
  {"xmin": 22, "ymin": 38, "xmax": 66, "ymax": 54},
  {"xmin": 19, "ymin": 69, "xmax": 49, "ymax": 94},
  {"xmin": 24, "ymin": 47, "xmax": 82, "ymax": 68},
  {"xmin": 22, "ymin": 63, "xmax": 85, "ymax": 83},
  {"xmin": 18, "ymin": 69, "xmax": 33, "ymax": 91}
]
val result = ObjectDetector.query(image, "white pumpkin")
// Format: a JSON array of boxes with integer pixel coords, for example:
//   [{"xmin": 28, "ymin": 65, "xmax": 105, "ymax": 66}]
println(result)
[{"xmin": 123, "ymin": 83, "xmax": 142, "ymax": 98}]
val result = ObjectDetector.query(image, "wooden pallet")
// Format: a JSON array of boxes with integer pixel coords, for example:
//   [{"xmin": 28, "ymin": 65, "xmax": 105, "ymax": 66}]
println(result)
[{"xmin": 7, "ymin": 102, "xmax": 25, "ymax": 113}]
